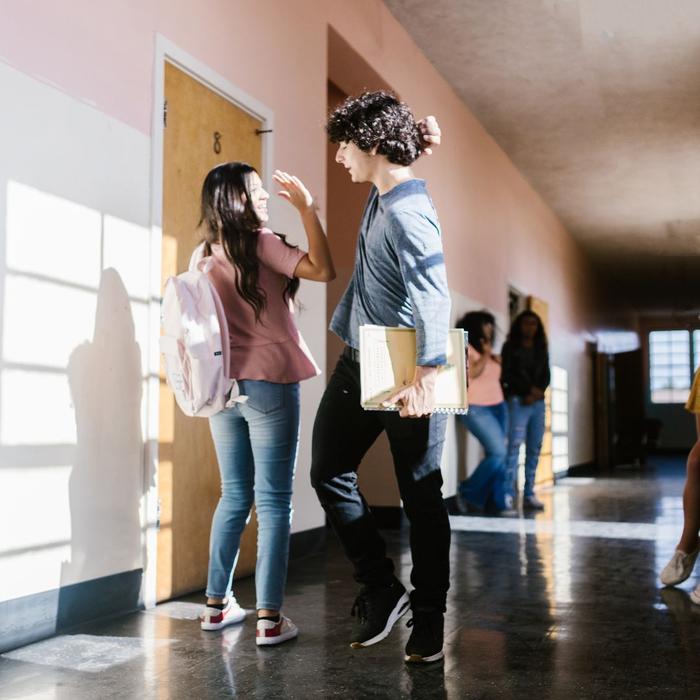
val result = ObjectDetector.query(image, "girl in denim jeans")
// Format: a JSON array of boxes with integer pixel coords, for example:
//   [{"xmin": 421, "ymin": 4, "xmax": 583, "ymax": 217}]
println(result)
[
  {"xmin": 196, "ymin": 163, "xmax": 334, "ymax": 644},
  {"xmin": 456, "ymin": 310, "xmax": 516, "ymax": 516},
  {"xmin": 501, "ymin": 311, "xmax": 551, "ymax": 510}
]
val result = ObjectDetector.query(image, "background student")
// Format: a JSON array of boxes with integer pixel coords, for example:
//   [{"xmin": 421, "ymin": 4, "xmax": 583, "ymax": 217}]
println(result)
[
  {"xmin": 456, "ymin": 310, "xmax": 515, "ymax": 517},
  {"xmin": 501, "ymin": 310, "xmax": 551, "ymax": 510},
  {"xmin": 660, "ymin": 368, "xmax": 700, "ymax": 602}
]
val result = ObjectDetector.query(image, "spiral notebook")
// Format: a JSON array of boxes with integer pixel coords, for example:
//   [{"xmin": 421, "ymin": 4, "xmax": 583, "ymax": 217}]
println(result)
[{"xmin": 359, "ymin": 325, "xmax": 469, "ymax": 414}]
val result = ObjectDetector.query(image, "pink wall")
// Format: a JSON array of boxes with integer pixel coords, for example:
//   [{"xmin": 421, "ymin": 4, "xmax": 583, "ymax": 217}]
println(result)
[
  {"xmin": 2, "ymin": 0, "xmax": 598, "ymax": 445},
  {"xmin": 1, "ymin": 0, "xmax": 594, "ymax": 319}
]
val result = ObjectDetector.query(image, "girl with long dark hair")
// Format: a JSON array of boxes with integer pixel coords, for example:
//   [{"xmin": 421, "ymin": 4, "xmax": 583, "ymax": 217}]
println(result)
[
  {"xmin": 501, "ymin": 311, "xmax": 550, "ymax": 510},
  {"xmin": 455, "ymin": 311, "xmax": 515, "ymax": 516},
  {"xmin": 197, "ymin": 162, "xmax": 334, "ymax": 644}
]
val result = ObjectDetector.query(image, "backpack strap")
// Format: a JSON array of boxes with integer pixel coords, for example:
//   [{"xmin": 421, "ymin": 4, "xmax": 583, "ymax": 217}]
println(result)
[
  {"xmin": 198, "ymin": 256, "xmax": 216, "ymax": 275},
  {"xmin": 188, "ymin": 242, "xmax": 206, "ymax": 272},
  {"xmin": 186, "ymin": 241, "xmax": 249, "ymax": 408},
  {"xmin": 189, "ymin": 243, "xmax": 216, "ymax": 275}
]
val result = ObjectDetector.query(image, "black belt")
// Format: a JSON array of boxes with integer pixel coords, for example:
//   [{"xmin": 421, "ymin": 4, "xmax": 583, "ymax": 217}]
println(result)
[{"xmin": 343, "ymin": 345, "xmax": 361, "ymax": 363}]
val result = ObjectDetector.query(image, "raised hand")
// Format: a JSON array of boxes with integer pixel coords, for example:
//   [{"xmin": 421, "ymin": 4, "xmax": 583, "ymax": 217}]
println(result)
[
  {"xmin": 417, "ymin": 116, "xmax": 441, "ymax": 155},
  {"xmin": 274, "ymin": 170, "xmax": 314, "ymax": 213}
]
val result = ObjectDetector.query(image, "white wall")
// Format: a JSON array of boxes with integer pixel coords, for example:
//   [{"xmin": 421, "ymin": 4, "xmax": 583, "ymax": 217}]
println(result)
[
  {"xmin": 0, "ymin": 62, "xmax": 152, "ymax": 603},
  {"xmin": 551, "ymin": 332, "xmax": 594, "ymax": 468}
]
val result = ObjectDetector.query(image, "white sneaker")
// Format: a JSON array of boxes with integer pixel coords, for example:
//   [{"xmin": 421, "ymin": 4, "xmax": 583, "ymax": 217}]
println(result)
[
  {"xmin": 523, "ymin": 495, "xmax": 545, "ymax": 510},
  {"xmin": 201, "ymin": 598, "xmax": 246, "ymax": 631},
  {"xmin": 661, "ymin": 548, "xmax": 700, "ymax": 586},
  {"xmin": 690, "ymin": 583, "xmax": 700, "ymax": 605},
  {"xmin": 256, "ymin": 613, "xmax": 298, "ymax": 646}
]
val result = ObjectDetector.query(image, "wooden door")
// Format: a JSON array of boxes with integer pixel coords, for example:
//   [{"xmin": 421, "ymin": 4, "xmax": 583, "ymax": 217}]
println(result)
[
  {"xmin": 157, "ymin": 62, "xmax": 263, "ymax": 601},
  {"xmin": 612, "ymin": 349, "xmax": 645, "ymax": 466}
]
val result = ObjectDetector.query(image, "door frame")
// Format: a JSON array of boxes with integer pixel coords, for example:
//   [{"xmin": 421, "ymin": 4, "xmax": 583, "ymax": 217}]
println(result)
[{"xmin": 142, "ymin": 34, "xmax": 275, "ymax": 609}]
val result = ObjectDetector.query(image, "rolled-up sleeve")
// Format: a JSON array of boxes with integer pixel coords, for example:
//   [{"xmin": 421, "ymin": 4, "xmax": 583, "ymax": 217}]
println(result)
[{"xmin": 389, "ymin": 211, "xmax": 451, "ymax": 365}]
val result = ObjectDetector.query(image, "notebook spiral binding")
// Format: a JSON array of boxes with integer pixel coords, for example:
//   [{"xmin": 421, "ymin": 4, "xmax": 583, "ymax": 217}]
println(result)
[{"xmin": 363, "ymin": 406, "xmax": 469, "ymax": 415}]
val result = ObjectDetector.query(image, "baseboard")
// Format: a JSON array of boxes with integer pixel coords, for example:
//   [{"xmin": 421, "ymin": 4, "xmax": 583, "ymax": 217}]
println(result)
[
  {"xmin": 289, "ymin": 526, "xmax": 326, "ymax": 561},
  {"xmin": 565, "ymin": 461, "xmax": 597, "ymax": 477},
  {"xmin": 0, "ymin": 569, "xmax": 143, "ymax": 655}
]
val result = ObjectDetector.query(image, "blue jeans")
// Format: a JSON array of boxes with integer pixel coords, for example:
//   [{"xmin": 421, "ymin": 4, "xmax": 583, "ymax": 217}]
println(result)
[
  {"xmin": 505, "ymin": 396, "xmax": 546, "ymax": 498},
  {"xmin": 206, "ymin": 380, "xmax": 300, "ymax": 611},
  {"xmin": 458, "ymin": 402, "xmax": 508, "ymax": 511}
]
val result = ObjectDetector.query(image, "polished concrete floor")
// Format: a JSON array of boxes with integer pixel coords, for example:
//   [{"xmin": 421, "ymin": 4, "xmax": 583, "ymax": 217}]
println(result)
[{"xmin": 2, "ymin": 456, "xmax": 700, "ymax": 699}]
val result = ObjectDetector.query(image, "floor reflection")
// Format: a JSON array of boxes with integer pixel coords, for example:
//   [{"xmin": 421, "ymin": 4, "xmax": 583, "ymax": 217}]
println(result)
[{"xmin": 1, "ymin": 456, "xmax": 700, "ymax": 698}]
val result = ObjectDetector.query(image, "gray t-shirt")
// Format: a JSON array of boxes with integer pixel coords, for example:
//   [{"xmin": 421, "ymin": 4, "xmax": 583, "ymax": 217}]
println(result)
[{"xmin": 330, "ymin": 179, "xmax": 451, "ymax": 366}]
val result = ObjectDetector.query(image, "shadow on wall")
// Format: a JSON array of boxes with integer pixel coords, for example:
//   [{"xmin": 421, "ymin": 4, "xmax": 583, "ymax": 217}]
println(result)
[{"xmin": 59, "ymin": 268, "xmax": 150, "ymax": 624}]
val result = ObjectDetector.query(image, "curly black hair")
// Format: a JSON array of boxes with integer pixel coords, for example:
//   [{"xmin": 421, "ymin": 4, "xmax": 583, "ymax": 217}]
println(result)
[
  {"xmin": 507, "ymin": 311, "xmax": 548, "ymax": 349},
  {"xmin": 326, "ymin": 91, "xmax": 423, "ymax": 166},
  {"xmin": 455, "ymin": 310, "xmax": 497, "ymax": 354}
]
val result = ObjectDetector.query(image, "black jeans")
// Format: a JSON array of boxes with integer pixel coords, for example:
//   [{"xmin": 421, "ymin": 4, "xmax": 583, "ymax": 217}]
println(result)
[{"xmin": 311, "ymin": 350, "xmax": 451, "ymax": 611}]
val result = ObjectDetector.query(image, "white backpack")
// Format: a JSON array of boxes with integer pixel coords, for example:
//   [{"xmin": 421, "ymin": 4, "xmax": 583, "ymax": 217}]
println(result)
[{"xmin": 160, "ymin": 245, "xmax": 247, "ymax": 417}]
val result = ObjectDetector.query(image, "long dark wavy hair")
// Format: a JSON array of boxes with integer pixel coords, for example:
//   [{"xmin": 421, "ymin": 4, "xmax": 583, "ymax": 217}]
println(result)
[
  {"xmin": 198, "ymin": 162, "xmax": 299, "ymax": 321},
  {"xmin": 455, "ymin": 310, "xmax": 496, "ymax": 353},
  {"xmin": 507, "ymin": 310, "xmax": 548, "ymax": 348}
]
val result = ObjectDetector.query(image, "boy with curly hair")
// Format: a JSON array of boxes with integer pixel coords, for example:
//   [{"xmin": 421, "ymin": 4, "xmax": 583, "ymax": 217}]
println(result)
[{"xmin": 311, "ymin": 91, "xmax": 451, "ymax": 664}]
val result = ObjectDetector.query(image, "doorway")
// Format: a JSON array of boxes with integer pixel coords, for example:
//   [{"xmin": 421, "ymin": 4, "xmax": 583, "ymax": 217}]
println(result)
[{"xmin": 156, "ymin": 61, "xmax": 264, "ymax": 601}]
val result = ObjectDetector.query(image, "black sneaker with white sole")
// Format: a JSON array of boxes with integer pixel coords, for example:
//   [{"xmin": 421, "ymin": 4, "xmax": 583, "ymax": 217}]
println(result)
[
  {"xmin": 349, "ymin": 578, "xmax": 410, "ymax": 648},
  {"xmin": 404, "ymin": 607, "xmax": 444, "ymax": 663}
]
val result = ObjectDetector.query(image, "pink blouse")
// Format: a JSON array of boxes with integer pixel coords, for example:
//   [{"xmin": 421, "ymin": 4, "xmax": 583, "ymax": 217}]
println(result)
[
  {"xmin": 207, "ymin": 229, "xmax": 321, "ymax": 383},
  {"xmin": 468, "ymin": 345, "xmax": 504, "ymax": 407}
]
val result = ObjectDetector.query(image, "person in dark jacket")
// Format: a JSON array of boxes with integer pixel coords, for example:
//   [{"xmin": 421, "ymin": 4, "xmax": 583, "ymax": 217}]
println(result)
[{"xmin": 501, "ymin": 311, "xmax": 551, "ymax": 509}]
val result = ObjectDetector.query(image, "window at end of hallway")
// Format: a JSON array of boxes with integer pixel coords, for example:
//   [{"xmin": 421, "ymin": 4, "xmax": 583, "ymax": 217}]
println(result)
[{"xmin": 649, "ymin": 330, "xmax": 692, "ymax": 404}]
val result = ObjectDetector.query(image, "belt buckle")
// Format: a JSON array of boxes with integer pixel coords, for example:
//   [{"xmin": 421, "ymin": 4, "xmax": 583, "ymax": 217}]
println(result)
[{"xmin": 345, "ymin": 345, "xmax": 360, "ymax": 363}]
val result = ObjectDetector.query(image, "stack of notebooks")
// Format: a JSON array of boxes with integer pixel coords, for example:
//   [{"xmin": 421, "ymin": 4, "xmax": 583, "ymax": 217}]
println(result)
[{"xmin": 358, "ymin": 325, "xmax": 469, "ymax": 415}]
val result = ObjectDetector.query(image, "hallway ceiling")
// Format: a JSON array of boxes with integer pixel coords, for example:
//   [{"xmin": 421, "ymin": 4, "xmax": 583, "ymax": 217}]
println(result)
[{"xmin": 384, "ymin": 0, "xmax": 700, "ymax": 313}]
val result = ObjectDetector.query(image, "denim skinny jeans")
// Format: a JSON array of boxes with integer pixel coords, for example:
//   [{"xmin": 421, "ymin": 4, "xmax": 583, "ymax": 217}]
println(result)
[
  {"xmin": 458, "ymin": 401, "xmax": 509, "ymax": 511},
  {"xmin": 504, "ymin": 396, "xmax": 546, "ymax": 498},
  {"xmin": 206, "ymin": 379, "xmax": 300, "ymax": 611}
]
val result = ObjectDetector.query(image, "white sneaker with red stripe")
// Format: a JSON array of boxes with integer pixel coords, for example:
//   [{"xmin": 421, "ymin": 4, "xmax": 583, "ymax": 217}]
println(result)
[
  {"xmin": 200, "ymin": 598, "xmax": 246, "ymax": 631},
  {"xmin": 256, "ymin": 614, "xmax": 298, "ymax": 646}
]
